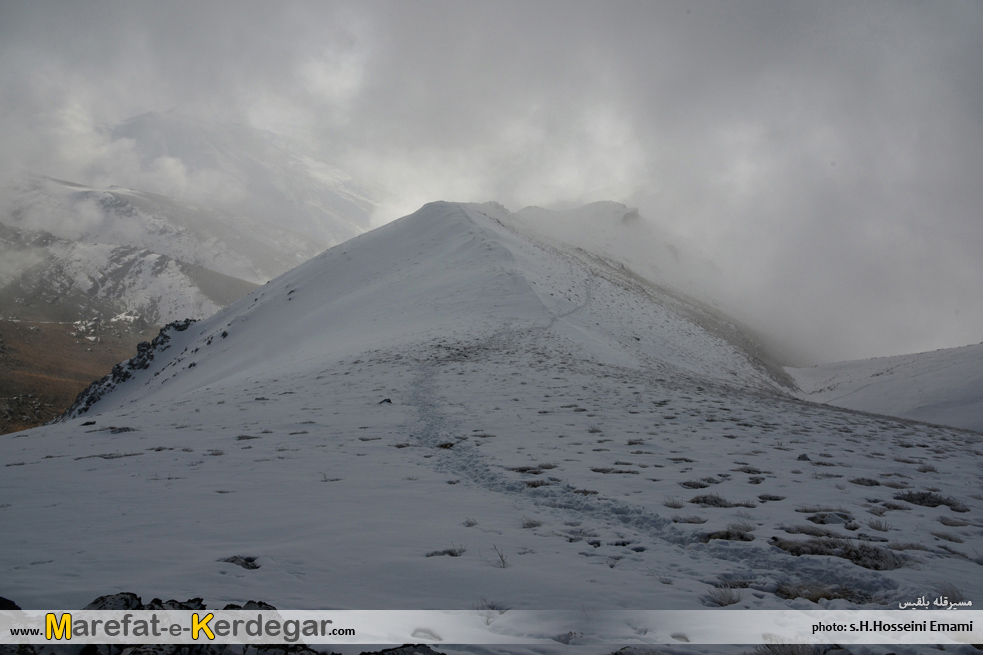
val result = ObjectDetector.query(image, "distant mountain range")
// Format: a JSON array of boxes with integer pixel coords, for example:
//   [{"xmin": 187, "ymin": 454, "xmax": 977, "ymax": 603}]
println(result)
[{"xmin": 1, "ymin": 112, "xmax": 379, "ymax": 325}]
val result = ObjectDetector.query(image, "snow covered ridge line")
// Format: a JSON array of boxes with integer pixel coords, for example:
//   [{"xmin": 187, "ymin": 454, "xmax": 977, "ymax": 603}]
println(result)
[
  {"xmin": 787, "ymin": 342, "xmax": 983, "ymax": 433},
  {"xmin": 55, "ymin": 319, "xmax": 197, "ymax": 421}
]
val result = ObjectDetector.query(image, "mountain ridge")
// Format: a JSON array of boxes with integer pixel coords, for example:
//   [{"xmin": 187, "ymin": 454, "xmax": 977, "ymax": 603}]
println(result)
[{"xmin": 60, "ymin": 200, "xmax": 793, "ymax": 418}]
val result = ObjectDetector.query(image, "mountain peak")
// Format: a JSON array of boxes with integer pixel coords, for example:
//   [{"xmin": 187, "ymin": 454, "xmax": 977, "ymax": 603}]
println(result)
[{"xmin": 63, "ymin": 200, "xmax": 789, "ymax": 415}]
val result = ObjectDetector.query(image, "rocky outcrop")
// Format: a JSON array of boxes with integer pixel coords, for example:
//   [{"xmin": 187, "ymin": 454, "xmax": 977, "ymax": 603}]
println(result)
[{"xmin": 55, "ymin": 319, "xmax": 196, "ymax": 420}]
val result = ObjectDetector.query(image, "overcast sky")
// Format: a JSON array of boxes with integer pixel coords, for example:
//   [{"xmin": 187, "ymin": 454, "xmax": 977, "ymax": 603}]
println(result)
[{"xmin": 1, "ymin": 1, "xmax": 981, "ymax": 364}]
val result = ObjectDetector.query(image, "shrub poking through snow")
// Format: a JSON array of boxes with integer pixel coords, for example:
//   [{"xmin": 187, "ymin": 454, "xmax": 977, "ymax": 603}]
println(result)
[
  {"xmin": 704, "ymin": 521, "xmax": 756, "ymax": 542},
  {"xmin": 769, "ymin": 537, "xmax": 907, "ymax": 570},
  {"xmin": 690, "ymin": 493, "xmax": 734, "ymax": 507},
  {"xmin": 426, "ymin": 545, "xmax": 466, "ymax": 557},
  {"xmin": 930, "ymin": 531, "xmax": 964, "ymax": 543},
  {"xmin": 663, "ymin": 496, "xmax": 685, "ymax": 509},
  {"xmin": 894, "ymin": 491, "xmax": 969, "ymax": 512},
  {"xmin": 680, "ymin": 477, "xmax": 721, "ymax": 489},
  {"xmin": 704, "ymin": 584, "xmax": 742, "ymax": 607},
  {"xmin": 805, "ymin": 512, "xmax": 853, "ymax": 525},
  {"xmin": 491, "ymin": 544, "xmax": 509, "ymax": 568},
  {"xmin": 780, "ymin": 524, "xmax": 846, "ymax": 539},
  {"xmin": 775, "ymin": 582, "xmax": 879, "ymax": 605},
  {"xmin": 689, "ymin": 493, "xmax": 755, "ymax": 508},
  {"xmin": 932, "ymin": 582, "xmax": 966, "ymax": 604},
  {"xmin": 938, "ymin": 516, "xmax": 970, "ymax": 527}
]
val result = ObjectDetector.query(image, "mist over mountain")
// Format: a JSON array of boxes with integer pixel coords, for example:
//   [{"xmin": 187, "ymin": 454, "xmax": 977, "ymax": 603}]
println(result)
[
  {"xmin": 0, "ymin": 112, "xmax": 383, "ymax": 329},
  {"xmin": 5, "ymin": 175, "xmax": 325, "ymax": 286},
  {"xmin": 109, "ymin": 111, "xmax": 377, "ymax": 249},
  {"xmin": 4, "ymin": 112, "xmax": 379, "ymax": 283}
]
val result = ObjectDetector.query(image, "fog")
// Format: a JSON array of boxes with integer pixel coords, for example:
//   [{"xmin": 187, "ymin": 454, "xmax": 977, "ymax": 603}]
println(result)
[{"xmin": 1, "ymin": 1, "xmax": 981, "ymax": 364}]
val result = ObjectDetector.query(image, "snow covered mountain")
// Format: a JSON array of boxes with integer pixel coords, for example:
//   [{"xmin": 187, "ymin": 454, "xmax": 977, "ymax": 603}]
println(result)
[
  {"xmin": 0, "ymin": 222, "xmax": 257, "ymax": 325},
  {"xmin": 787, "ymin": 344, "xmax": 983, "ymax": 432},
  {"xmin": 2, "ymin": 203, "xmax": 981, "ymax": 651},
  {"xmin": 5, "ymin": 173, "xmax": 351, "ymax": 287},
  {"xmin": 3, "ymin": 112, "xmax": 379, "ymax": 315}
]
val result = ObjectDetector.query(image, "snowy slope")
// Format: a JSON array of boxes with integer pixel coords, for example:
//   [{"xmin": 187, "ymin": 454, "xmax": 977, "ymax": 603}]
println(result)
[
  {"xmin": 787, "ymin": 344, "xmax": 983, "ymax": 432},
  {"xmin": 515, "ymin": 202, "xmax": 723, "ymax": 304},
  {"xmin": 2, "ymin": 203, "xmax": 981, "ymax": 654},
  {"xmin": 0, "ymin": 223, "xmax": 257, "ymax": 324}
]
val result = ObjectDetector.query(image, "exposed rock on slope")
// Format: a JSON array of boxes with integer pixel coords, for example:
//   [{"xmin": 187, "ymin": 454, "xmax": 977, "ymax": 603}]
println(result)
[{"xmin": 58, "ymin": 319, "xmax": 196, "ymax": 421}]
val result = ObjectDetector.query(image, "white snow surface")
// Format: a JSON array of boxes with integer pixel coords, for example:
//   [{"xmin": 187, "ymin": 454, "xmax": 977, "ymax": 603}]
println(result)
[
  {"xmin": 787, "ymin": 344, "xmax": 983, "ymax": 432},
  {"xmin": 2, "ymin": 203, "xmax": 982, "ymax": 654}
]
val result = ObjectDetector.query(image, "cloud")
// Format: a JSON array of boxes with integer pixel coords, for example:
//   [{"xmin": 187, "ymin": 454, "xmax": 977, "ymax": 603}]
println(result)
[{"xmin": 1, "ymin": 0, "xmax": 981, "ymax": 363}]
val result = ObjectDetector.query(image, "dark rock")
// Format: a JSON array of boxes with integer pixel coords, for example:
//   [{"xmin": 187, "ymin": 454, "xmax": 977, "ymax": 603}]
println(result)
[
  {"xmin": 56, "ymin": 319, "xmax": 197, "ymax": 421},
  {"xmin": 144, "ymin": 597, "xmax": 206, "ymax": 610},
  {"xmin": 0, "ymin": 645, "xmax": 37, "ymax": 655},
  {"xmin": 0, "ymin": 596, "xmax": 21, "ymax": 610},
  {"xmin": 84, "ymin": 592, "xmax": 143, "ymax": 610},
  {"xmin": 220, "ymin": 556, "xmax": 260, "ymax": 570}
]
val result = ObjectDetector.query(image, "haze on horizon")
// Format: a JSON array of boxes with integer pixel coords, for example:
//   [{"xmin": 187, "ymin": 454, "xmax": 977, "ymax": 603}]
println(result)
[{"xmin": 1, "ymin": 0, "xmax": 981, "ymax": 366}]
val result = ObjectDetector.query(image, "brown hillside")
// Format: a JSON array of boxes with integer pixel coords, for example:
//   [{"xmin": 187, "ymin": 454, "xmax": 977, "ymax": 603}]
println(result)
[{"xmin": 0, "ymin": 320, "xmax": 157, "ymax": 434}]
